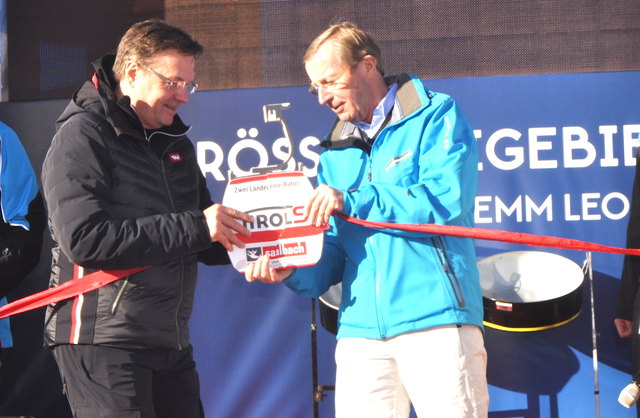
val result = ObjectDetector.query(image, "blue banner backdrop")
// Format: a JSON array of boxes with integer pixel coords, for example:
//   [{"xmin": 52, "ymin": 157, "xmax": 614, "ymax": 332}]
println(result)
[{"xmin": 179, "ymin": 71, "xmax": 640, "ymax": 417}]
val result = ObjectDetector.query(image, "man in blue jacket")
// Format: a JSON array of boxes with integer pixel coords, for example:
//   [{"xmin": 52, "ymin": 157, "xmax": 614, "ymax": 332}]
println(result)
[
  {"xmin": 0, "ymin": 121, "xmax": 45, "ymax": 386},
  {"xmin": 245, "ymin": 21, "xmax": 488, "ymax": 417}
]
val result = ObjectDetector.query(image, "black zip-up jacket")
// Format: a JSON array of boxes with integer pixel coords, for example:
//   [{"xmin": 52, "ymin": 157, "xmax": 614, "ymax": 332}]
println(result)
[
  {"xmin": 0, "ymin": 193, "xmax": 45, "ymax": 299},
  {"xmin": 42, "ymin": 55, "xmax": 229, "ymax": 349},
  {"xmin": 617, "ymin": 147, "xmax": 640, "ymax": 323}
]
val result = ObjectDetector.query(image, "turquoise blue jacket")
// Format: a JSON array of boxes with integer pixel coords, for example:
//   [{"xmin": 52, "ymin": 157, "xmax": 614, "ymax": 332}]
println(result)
[
  {"xmin": 285, "ymin": 73, "xmax": 483, "ymax": 339},
  {"xmin": 0, "ymin": 122, "xmax": 39, "ymax": 230}
]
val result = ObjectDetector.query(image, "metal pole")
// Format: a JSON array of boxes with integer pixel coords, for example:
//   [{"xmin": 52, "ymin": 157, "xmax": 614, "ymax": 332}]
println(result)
[
  {"xmin": 586, "ymin": 251, "xmax": 601, "ymax": 418},
  {"xmin": 311, "ymin": 298, "xmax": 319, "ymax": 418}
]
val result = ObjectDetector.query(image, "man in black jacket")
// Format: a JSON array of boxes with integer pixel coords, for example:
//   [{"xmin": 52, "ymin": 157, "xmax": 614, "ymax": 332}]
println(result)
[
  {"xmin": 41, "ymin": 19, "xmax": 251, "ymax": 418},
  {"xmin": 616, "ymin": 149, "xmax": 640, "ymax": 416}
]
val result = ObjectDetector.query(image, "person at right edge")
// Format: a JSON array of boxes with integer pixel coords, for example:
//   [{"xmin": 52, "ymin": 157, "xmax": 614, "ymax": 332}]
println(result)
[
  {"xmin": 245, "ymin": 22, "xmax": 489, "ymax": 417},
  {"xmin": 615, "ymin": 146, "xmax": 640, "ymax": 416}
]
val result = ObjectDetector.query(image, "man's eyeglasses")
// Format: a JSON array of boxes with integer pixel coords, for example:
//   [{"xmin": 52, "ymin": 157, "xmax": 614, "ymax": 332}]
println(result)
[
  {"xmin": 137, "ymin": 62, "xmax": 198, "ymax": 94},
  {"xmin": 308, "ymin": 66, "xmax": 352, "ymax": 96}
]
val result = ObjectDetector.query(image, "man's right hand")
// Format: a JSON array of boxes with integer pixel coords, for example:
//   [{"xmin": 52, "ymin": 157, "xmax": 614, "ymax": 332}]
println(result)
[
  {"xmin": 203, "ymin": 204, "xmax": 252, "ymax": 251},
  {"xmin": 615, "ymin": 318, "xmax": 634, "ymax": 339}
]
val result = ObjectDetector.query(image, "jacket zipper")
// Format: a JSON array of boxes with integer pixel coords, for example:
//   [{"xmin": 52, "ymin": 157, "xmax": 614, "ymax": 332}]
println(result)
[
  {"xmin": 431, "ymin": 236, "xmax": 466, "ymax": 307},
  {"xmin": 159, "ymin": 144, "xmax": 185, "ymax": 350},
  {"xmin": 369, "ymin": 235, "xmax": 388, "ymax": 339},
  {"xmin": 366, "ymin": 142, "xmax": 390, "ymax": 338}
]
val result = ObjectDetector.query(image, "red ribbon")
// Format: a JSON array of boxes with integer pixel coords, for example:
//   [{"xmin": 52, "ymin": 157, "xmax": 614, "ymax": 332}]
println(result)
[
  {"xmin": 335, "ymin": 212, "xmax": 640, "ymax": 256},
  {"xmin": 2, "ymin": 213, "xmax": 639, "ymax": 320},
  {"xmin": 0, "ymin": 266, "xmax": 149, "ymax": 319}
]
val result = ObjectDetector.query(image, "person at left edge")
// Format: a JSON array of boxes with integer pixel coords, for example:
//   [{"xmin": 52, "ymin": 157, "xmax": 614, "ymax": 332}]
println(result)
[
  {"xmin": 41, "ymin": 19, "xmax": 252, "ymax": 418},
  {"xmin": 0, "ymin": 121, "xmax": 45, "ymax": 387}
]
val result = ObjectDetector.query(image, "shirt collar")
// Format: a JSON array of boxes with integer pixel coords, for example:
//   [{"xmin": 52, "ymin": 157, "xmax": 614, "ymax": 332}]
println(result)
[{"xmin": 354, "ymin": 83, "xmax": 398, "ymax": 138}]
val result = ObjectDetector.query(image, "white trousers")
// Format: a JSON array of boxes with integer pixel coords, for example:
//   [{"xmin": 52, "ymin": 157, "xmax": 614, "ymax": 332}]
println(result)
[{"xmin": 334, "ymin": 325, "xmax": 489, "ymax": 418}]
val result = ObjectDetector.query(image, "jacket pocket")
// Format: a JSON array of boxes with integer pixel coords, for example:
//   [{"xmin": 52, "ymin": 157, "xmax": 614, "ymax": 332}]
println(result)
[
  {"xmin": 109, "ymin": 278, "xmax": 129, "ymax": 315},
  {"xmin": 431, "ymin": 236, "xmax": 466, "ymax": 307}
]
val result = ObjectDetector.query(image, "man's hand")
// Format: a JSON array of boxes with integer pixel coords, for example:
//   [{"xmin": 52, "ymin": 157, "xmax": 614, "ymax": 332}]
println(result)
[
  {"xmin": 244, "ymin": 255, "xmax": 294, "ymax": 283},
  {"xmin": 615, "ymin": 318, "xmax": 634, "ymax": 339},
  {"xmin": 203, "ymin": 204, "xmax": 252, "ymax": 251},
  {"xmin": 305, "ymin": 185, "xmax": 344, "ymax": 227}
]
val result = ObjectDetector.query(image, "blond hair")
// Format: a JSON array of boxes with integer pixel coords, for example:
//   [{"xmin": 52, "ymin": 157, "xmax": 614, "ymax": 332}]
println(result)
[{"xmin": 304, "ymin": 21, "xmax": 384, "ymax": 75}]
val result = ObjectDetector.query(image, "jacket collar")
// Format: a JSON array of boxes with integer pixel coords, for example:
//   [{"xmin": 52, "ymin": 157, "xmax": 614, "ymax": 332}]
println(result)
[
  {"xmin": 56, "ymin": 55, "xmax": 190, "ymax": 140},
  {"xmin": 320, "ymin": 73, "xmax": 431, "ymax": 151}
]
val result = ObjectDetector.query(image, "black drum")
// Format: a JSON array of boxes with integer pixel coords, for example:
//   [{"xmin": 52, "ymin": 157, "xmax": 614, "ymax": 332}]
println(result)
[
  {"xmin": 318, "ymin": 283, "xmax": 341, "ymax": 335},
  {"xmin": 478, "ymin": 251, "xmax": 584, "ymax": 332}
]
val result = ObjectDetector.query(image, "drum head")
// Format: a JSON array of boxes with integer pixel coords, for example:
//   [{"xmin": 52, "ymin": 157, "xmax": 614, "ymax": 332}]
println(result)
[{"xmin": 478, "ymin": 251, "xmax": 584, "ymax": 332}]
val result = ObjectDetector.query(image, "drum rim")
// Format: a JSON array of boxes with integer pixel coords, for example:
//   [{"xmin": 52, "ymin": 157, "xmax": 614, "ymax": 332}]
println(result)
[
  {"xmin": 319, "ymin": 282, "xmax": 342, "ymax": 311},
  {"xmin": 478, "ymin": 250, "xmax": 585, "ymax": 332}
]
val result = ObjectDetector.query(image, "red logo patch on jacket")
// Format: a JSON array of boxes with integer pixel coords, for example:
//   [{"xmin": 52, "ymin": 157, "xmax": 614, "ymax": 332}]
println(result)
[{"xmin": 168, "ymin": 153, "xmax": 182, "ymax": 162}]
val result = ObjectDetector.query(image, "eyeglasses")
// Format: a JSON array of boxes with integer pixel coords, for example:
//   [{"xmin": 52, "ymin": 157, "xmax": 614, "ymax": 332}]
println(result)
[
  {"xmin": 137, "ymin": 62, "xmax": 199, "ymax": 94},
  {"xmin": 308, "ymin": 66, "xmax": 352, "ymax": 96}
]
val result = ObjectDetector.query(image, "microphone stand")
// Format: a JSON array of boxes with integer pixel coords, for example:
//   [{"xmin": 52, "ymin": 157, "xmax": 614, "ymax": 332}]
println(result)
[
  {"xmin": 227, "ymin": 102, "xmax": 298, "ymax": 181},
  {"xmin": 584, "ymin": 251, "xmax": 601, "ymax": 418},
  {"xmin": 244, "ymin": 103, "xmax": 327, "ymax": 414},
  {"xmin": 251, "ymin": 103, "xmax": 294, "ymax": 175},
  {"xmin": 311, "ymin": 298, "xmax": 320, "ymax": 418},
  {"xmin": 311, "ymin": 298, "xmax": 334, "ymax": 418}
]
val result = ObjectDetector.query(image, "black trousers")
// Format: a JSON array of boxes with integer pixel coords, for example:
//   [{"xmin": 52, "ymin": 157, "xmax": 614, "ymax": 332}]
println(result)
[
  {"xmin": 53, "ymin": 344, "xmax": 205, "ymax": 418},
  {"xmin": 632, "ymin": 290, "xmax": 640, "ymax": 418},
  {"xmin": 0, "ymin": 347, "xmax": 8, "ymax": 387}
]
